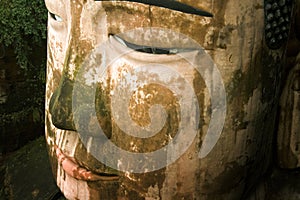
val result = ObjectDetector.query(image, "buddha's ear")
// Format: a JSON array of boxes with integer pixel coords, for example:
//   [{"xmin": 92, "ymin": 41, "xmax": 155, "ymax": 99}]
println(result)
[{"xmin": 95, "ymin": 0, "xmax": 213, "ymax": 17}]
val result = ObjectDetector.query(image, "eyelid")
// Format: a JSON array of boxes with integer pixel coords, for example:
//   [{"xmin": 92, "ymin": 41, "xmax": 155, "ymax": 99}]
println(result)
[
  {"xmin": 49, "ymin": 12, "xmax": 63, "ymax": 22},
  {"xmin": 96, "ymin": 0, "xmax": 213, "ymax": 17},
  {"xmin": 113, "ymin": 35, "xmax": 197, "ymax": 54}
]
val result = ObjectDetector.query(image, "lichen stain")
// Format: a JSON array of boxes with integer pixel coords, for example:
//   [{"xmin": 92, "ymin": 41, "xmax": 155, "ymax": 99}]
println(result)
[{"xmin": 109, "ymin": 83, "xmax": 180, "ymax": 153}]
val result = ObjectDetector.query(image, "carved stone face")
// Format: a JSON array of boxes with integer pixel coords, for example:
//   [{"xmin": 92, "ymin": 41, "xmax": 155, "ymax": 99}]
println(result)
[{"xmin": 45, "ymin": 0, "xmax": 288, "ymax": 199}]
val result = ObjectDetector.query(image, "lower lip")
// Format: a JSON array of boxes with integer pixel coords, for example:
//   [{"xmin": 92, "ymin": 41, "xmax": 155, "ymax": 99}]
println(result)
[{"xmin": 55, "ymin": 146, "xmax": 119, "ymax": 181}]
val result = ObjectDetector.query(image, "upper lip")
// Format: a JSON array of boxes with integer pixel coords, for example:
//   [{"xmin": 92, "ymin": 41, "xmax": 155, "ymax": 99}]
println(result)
[
  {"xmin": 55, "ymin": 146, "xmax": 119, "ymax": 181},
  {"xmin": 96, "ymin": 0, "xmax": 213, "ymax": 17}
]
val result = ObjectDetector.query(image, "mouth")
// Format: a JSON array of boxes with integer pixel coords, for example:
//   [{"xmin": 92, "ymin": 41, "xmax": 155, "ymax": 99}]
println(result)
[{"xmin": 55, "ymin": 146, "xmax": 119, "ymax": 181}]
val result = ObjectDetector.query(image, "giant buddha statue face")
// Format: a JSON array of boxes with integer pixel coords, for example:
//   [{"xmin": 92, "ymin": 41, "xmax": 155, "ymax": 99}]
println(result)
[{"xmin": 45, "ymin": 0, "xmax": 292, "ymax": 199}]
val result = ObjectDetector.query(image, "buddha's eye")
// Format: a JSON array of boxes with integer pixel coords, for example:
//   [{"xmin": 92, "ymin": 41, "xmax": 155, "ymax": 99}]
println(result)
[
  {"xmin": 49, "ymin": 12, "xmax": 63, "ymax": 22},
  {"xmin": 114, "ymin": 35, "xmax": 176, "ymax": 55},
  {"xmin": 113, "ymin": 35, "xmax": 197, "ymax": 55},
  {"xmin": 95, "ymin": 0, "xmax": 213, "ymax": 17}
]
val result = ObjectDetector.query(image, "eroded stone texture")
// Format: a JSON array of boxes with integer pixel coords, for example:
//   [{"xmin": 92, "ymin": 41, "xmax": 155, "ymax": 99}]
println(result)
[
  {"xmin": 277, "ymin": 53, "xmax": 300, "ymax": 169},
  {"xmin": 277, "ymin": 0, "xmax": 300, "ymax": 170},
  {"xmin": 45, "ymin": 0, "xmax": 290, "ymax": 199}
]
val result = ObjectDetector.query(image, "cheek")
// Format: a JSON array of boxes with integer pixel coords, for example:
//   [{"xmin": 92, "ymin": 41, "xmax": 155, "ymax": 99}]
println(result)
[
  {"xmin": 47, "ymin": 19, "xmax": 70, "ymax": 74},
  {"xmin": 46, "ymin": 20, "xmax": 70, "ymax": 107}
]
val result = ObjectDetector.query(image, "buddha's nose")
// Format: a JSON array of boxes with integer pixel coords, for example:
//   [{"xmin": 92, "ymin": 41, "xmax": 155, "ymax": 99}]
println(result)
[{"xmin": 49, "ymin": 74, "xmax": 76, "ymax": 131}]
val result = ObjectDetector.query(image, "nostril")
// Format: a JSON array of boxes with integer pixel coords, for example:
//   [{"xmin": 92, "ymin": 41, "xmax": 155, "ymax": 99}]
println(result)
[{"xmin": 49, "ymin": 76, "xmax": 76, "ymax": 131}]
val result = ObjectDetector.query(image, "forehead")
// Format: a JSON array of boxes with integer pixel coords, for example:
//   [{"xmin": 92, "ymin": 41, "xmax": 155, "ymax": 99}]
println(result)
[
  {"xmin": 95, "ymin": 0, "xmax": 213, "ymax": 17},
  {"xmin": 44, "ymin": 0, "xmax": 213, "ymax": 15},
  {"xmin": 44, "ymin": 0, "xmax": 215, "ymax": 47},
  {"xmin": 44, "ymin": 0, "xmax": 68, "ymax": 12}
]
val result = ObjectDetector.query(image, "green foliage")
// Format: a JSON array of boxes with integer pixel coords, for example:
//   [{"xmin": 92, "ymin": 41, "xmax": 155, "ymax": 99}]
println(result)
[
  {"xmin": 0, "ymin": 0, "xmax": 48, "ymax": 127},
  {"xmin": 0, "ymin": 0, "xmax": 48, "ymax": 70}
]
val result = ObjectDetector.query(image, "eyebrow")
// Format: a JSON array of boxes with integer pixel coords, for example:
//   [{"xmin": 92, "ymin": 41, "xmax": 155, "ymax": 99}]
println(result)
[{"xmin": 95, "ymin": 0, "xmax": 213, "ymax": 17}]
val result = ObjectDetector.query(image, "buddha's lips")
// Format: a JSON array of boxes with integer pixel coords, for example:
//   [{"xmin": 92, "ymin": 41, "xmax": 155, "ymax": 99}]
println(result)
[{"xmin": 55, "ymin": 146, "xmax": 119, "ymax": 181}]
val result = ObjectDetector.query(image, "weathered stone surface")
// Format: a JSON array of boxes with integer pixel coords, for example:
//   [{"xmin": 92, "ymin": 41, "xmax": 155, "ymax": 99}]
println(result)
[
  {"xmin": 277, "ymin": 53, "xmax": 300, "ymax": 169},
  {"xmin": 246, "ymin": 167, "xmax": 300, "ymax": 200},
  {"xmin": 45, "ymin": 0, "xmax": 291, "ymax": 199},
  {"xmin": 1, "ymin": 137, "xmax": 300, "ymax": 199},
  {"xmin": 0, "ymin": 137, "xmax": 60, "ymax": 200},
  {"xmin": 277, "ymin": 0, "xmax": 300, "ymax": 169}
]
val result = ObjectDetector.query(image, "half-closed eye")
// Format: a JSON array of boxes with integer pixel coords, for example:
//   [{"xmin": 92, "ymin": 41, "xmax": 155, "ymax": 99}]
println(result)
[
  {"xmin": 95, "ymin": 0, "xmax": 213, "ymax": 17},
  {"xmin": 49, "ymin": 12, "xmax": 63, "ymax": 22},
  {"xmin": 113, "ymin": 35, "xmax": 198, "ymax": 55}
]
